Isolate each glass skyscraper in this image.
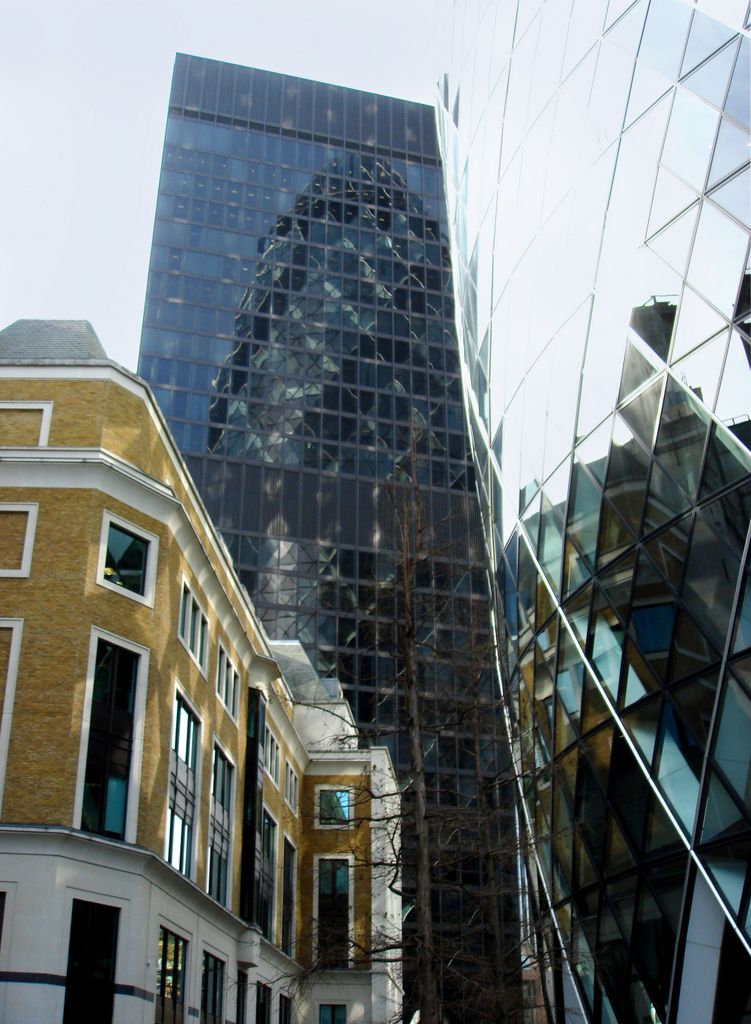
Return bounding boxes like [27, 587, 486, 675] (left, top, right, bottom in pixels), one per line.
[139, 54, 507, 1018]
[438, 1, 751, 1022]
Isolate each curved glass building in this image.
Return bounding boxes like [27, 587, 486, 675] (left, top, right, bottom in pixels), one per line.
[438, 1, 751, 1021]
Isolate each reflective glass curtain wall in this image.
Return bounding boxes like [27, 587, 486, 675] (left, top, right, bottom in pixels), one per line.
[438, 1, 751, 1022]
[139, 55, 506, 1016]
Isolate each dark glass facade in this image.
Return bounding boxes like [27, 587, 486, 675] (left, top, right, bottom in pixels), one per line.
[438, 2, 751, 1022]
[140, 55, 507, 1016]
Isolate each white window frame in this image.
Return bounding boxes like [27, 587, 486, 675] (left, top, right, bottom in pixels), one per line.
[312, 853, 355, 968]
[284, 761, 299, 812]
[0, 401, 53, 445]
[96, 511, 159, 606]
[0, 503, 38, 578]
[215, 642, 239, 720]
[178, 578, 209, 675]
[264, 725, 280, 787]
[165, 681, 202, 880]
[0, 619, 24, 813]
[206, 735, 235, 907]
[315, 785, 353, 829]
[73, 626, 150, 844]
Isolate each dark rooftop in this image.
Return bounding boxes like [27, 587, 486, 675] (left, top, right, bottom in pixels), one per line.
[0, 320, 107, 361]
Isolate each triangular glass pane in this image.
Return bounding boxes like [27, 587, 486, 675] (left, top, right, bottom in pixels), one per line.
[671, 285, 728, 362]
[681, 10, 737, 76]
[682, 510, 743, 651]
[619, 340, 659, 402]
[703, 838, 751, 912]
[644, 456, 691, 533]
[630, 554, 676, 680]
[597, 497, 636, 568]
[575, 417, 613, 485]
[648, 166, 699, 236]
[567, 461, 602, 565]
[605, 0, 647, 47]
[653, 377, 710, 501]
[701, 421, 751, 499]
[682, 40, 737, 108]
[733, 577, 751, 654]
[669, 607, 720, 683]
[581, 675, 612, 732]
[625, 62, 673, 127]
[563, 536, 592, 597]
[647, 202, 699, 275]
[713, 331, 750, 439]
[638, 0, 691, 79]
[644, 517, 690, 589]
[606, 423, 650, 533]
[708, 116, 750, 187]
[619, 376, 664, 448]
[688, 201, 750, 319]
[599, 551, 637, 626]
[661, 89, 719, 189]
[670, 673, 718, 749]
[709, 166, 751, 227]
[725, 36, 750, 129]
[622, 636, 661, 705]
[673, 332, 727, 411]
[701, 770, 747, 842]
[622, 695, 661, 763]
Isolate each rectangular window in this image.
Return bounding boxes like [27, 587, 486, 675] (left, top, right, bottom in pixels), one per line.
[201, 952, 224, 1024]
[319, 1006, 346, 1024]
[281, 838, 296, 957]
[257, 809, 277, 940]
[208, 745, 233, 905]
[63, 899, 119, 1024]
[317, 859, 350, 968]
[284, 762, 298, 810]
[166, 693, 199, 877]
[179, 581, 208, 672]
[264, 726, 280, 785]
[98, 513, 158, 604]
[256, 983, 271, 1024]
[279, 994, 292, 1024]
[155, 925, 187, 1024]
[236, 971, 248, 1024]
[216, 644, 239, 718]
[0, 503, 37, 578]
[82, 639, 139, 839]
[318, 788, 351, 827]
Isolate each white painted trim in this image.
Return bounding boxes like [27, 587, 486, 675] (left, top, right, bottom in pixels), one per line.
[96, 510, 160, 607]
[206, 734, 236, 908]
[314, 785, 354, 830]
[0, 620, 24, 813]
[215, 640, 240, 723]
[73, 627, 150, 844]
[0, 401, 53, 445]
[312, 853, 355, 968]
[165, 680, 204, 882]
[0, 503, 38, 577]
[178, 576, 210, 677]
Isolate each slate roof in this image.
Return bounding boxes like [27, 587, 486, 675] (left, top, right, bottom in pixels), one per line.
[0, 320, 107, 361]
[269, 641, 342, 702]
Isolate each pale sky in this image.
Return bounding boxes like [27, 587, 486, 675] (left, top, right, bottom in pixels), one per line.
[0, 0, 440, 370]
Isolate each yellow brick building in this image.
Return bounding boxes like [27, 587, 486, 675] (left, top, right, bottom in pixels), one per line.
[0, 321, 401, 1024]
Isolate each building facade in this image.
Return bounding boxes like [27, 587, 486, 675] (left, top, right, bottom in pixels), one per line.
[138, 58, 509, 1018]
[0, 320, 401, 1024]
[437, 1, 751, 1022]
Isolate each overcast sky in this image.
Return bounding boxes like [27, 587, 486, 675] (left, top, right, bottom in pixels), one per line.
[0, 0, 440, 369]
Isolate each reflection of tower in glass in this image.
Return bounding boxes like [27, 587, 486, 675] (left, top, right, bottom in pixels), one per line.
[208, 153, 447, 485]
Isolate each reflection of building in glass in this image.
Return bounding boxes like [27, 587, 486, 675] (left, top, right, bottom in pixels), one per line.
[438, 2, 751, 1022]
[139, 56, 507, 1017]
